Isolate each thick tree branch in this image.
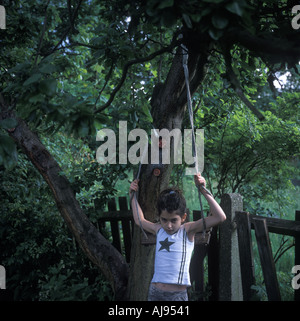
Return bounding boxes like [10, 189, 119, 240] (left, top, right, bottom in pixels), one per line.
[95, 38, 181, 114]
[48, 0, 83, 55]
[94, 62, 114, 107]
[223, 47, 265, 121]
[229, 29, 300, 63]
[177, 46, 210, 110]
[34, 0, 50, 66]
[0, 100, 129, 300]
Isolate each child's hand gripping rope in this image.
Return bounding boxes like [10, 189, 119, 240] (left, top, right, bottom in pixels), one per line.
[194, 173, 212, 196]
[129, 179, 149, 239]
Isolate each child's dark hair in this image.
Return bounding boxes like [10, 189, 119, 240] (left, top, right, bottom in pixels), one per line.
[156, 188, 186, 217]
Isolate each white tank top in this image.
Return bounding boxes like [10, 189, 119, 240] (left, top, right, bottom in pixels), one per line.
[151, 225, 194, 286]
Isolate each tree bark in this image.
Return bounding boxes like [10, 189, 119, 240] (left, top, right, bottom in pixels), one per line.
[5, 116, 129, 300]
[127, 45, 209, 300]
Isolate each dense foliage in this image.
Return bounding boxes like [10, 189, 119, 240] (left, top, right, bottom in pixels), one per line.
[0, 136, 114, 300]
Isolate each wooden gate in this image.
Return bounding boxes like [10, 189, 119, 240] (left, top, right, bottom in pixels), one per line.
[235, 210, 300, 301]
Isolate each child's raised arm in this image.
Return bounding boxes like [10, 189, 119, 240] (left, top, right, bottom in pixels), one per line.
[185, 173, 226, 239]
[129, 180, 160, 235]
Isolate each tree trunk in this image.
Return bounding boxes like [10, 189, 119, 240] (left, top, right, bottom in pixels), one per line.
[5, 116, 129, 300]
[127, 45, 209, 300]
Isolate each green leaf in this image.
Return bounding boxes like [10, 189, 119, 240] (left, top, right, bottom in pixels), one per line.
[141, 104, 153, 123]
[39, 63, 57, 74]
[0, 118, 18, 129]
[0, 134, 18, 168]
[157, 0, 174, 9]
[212, 14, 229, 29]
[78, 120, 90, 137]
[182, 13, 192, 28]
[225, 2, 244, 16]
[0, 134, 15, 154]
[28, 93, 45, 103]
[190, 8, 212, 23]
[146, 8, 157, 17]
[39, 79, 57, 96]
[23, 73, 42, 86]
[160, 11, 177, 27]
[208, 28, 223, 40]
[9, 62, 32, 73]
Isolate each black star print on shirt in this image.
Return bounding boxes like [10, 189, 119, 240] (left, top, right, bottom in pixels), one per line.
[158, 237, 175, 252]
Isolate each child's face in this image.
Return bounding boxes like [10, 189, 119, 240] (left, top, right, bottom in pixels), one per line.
[159, 210, 187, 235]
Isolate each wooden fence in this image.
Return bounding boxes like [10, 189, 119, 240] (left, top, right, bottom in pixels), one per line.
[98, 197, 133, 263]
[96, 194, 300, 301]
[218, 193, 300, 301]
[235, 211, 300, 301]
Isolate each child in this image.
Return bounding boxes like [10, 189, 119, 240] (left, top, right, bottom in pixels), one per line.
[129, 173, 226, 301]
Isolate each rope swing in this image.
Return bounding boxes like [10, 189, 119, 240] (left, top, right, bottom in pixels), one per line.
[181, 43, 212, 245]
[131, 44, 213, 245]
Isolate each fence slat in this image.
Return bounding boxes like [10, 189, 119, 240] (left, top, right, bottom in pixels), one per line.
[236, 212, 256, 301]
[249, 214, 300, 237]
[253, 218, 281, 301]
[119, 197, 132, 263]
[190, 210, 206, 300]
[108, 199, 122, 252]
[207, 226, 219, 301]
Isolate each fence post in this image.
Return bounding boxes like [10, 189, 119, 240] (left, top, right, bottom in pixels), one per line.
[236, 211, 256, 300]
[219, 193, 243, 301]
[253, 218, 281, 301]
